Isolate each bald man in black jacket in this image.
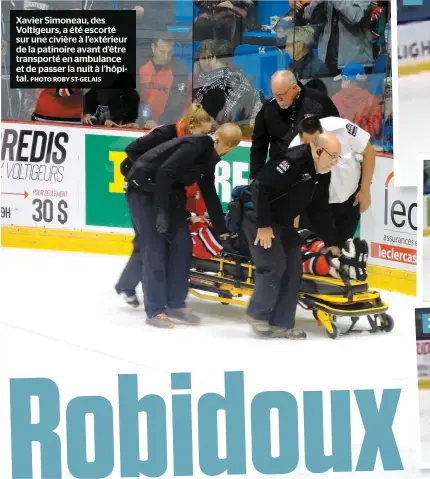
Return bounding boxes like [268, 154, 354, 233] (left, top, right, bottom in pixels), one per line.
[243, 133, 341, 339]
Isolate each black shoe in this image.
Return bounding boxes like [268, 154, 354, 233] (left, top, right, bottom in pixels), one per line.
[115, 286, 140, 308]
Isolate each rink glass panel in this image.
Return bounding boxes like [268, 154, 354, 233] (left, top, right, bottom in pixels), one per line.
[1, 0, 392, 149]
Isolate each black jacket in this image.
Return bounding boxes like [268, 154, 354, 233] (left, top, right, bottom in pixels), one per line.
[287, 52, 331, 82]
[127, 134, 228, 236]
[84, 88, 140, 125]
[121, 124, 178, 176]
[250, 144, 318, 231]
[250, 82, 339, 180]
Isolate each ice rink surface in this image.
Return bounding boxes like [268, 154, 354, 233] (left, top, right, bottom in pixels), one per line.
[1, 246, 430, 477]
[398, 72, 430, 186]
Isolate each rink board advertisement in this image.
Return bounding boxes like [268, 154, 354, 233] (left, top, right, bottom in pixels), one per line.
[425, 195, 430, 235]
[84, 133, 251, 228]
[360, 157, 417, 273]
[398, 20, 430, 70]
[1, 124, 85, 229]
[1, 122, 415, 286]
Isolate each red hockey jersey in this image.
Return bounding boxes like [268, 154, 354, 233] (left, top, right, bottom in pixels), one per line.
[33, 88, 83, 123]
[301, 239, 331, 276]
[190, 222, 223, 259]
[186, 183, 208, 217]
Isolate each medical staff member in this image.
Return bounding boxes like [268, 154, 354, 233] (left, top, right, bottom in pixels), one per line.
[243, 133, 341, 339]
[125, 123, 242, 328]
[115, 103, 213, 307]
[289, 116, 375, 249]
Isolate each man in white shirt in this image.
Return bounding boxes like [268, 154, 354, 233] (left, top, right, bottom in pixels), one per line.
[289, 116, 375, 249]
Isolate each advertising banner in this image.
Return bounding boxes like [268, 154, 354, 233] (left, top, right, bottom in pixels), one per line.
[425, 195, 430, 232]
[398, 0, 430, 24]
[2, 123, 414, 276]
[398, 20, 430, 68]
[1, 123, 85, 229]
[361, 157, 417, 272]
[84, 132, 251, 228]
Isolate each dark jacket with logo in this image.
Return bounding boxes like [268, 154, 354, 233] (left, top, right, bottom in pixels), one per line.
[250, 144, 318, 244]
[287, 52, 331, 82]
[127, 134, 228, 235]
[250, 81, 339, 180]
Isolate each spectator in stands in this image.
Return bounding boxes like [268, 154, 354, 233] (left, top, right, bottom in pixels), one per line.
[424, 163, 430, 195]
[189, 39, 262, 125]
[2, 0, 112, 121]
[32, 87, 83, 124]
[119, 0, 176, 67]
[297, 0, 374, 75]
[285, 26, 330, 81]
[332, 62, 382, 140]
[370, 1, 387, 59]
[271, 14, 294, 47]
[83, 74, 140, 128]
[139, 32, 189, 129]
[193, 0, 254, 50]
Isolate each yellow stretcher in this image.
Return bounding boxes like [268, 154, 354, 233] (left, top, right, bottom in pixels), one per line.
[188, 255, 394, 340]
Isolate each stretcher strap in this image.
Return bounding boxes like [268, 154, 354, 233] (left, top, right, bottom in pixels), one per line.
[234, 256, 242, 287]
[339, 271, 353, 302]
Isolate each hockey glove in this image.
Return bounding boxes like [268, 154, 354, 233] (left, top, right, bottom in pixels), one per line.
[156, 209, 169, 234]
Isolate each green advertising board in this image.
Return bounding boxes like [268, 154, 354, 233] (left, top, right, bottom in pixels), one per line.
[84, 133, 360, 237]
[85, 134, 251, 228]
[428, 196, 430, 226]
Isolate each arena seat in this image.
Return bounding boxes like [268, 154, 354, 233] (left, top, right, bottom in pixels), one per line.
[173, 42, 183, 60]
[283, 50, 293, 68]
[174, 0, 194, 23]
[233, 45, 282, 98]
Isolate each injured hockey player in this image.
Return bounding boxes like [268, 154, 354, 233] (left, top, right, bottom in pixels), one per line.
[190, 221, 368, 282]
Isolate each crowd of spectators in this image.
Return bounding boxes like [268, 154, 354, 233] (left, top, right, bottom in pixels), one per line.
[1, 0, 393, 148]
[425, 163, 430, 196]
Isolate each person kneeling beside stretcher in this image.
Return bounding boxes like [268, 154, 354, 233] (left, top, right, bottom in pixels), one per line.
[190, 221, 368, 282]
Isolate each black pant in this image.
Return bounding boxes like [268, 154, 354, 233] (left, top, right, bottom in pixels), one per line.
[301, 174, 360, 248]
[329, 192, 361, 247]
[300, 173, 339, 247]
[242, 212, 303, 329]
[124, 188, 192, 317]
[116, 213, 142, 295]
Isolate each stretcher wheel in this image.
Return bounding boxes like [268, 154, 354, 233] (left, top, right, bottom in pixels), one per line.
[313, 310, 339, 339]
[312, 310, 337, 323]
[378, 313, 394, 332]
[219, 293, 231, 305]
[326, 322, 340, 339]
